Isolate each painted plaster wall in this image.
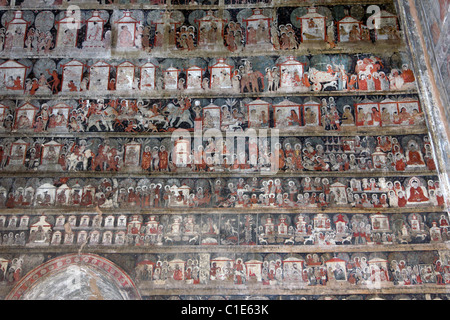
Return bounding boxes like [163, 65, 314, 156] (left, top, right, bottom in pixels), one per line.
[0, 0, 448, 300]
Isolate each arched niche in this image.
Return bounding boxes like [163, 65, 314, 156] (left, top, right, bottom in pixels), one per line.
[6, 253, 141, 300]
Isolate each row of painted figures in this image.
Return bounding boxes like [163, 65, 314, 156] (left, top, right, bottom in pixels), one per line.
[3, 0, 362, 7]
[1, 0, 278, 6]
[0, 55, 416, 94]
[0, 211, 449, 247]
[0, 0, 318, 7]
[1, 250, 449, 289]
[0, 134, 436, 173]
[0, 7, 400, 56]
[0, 251, 450, 289]
[0, 176, 443, 209]
[0, 0, 223, 6]
[2, 96, 425, 134]
[132, 251, 450, 287]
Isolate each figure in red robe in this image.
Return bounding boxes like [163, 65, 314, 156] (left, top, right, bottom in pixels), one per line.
[158, 146, 168, 171]
[426, 155, 436, 170]
[406, 149, 425, 166]
[397, 192, 407, 207]
[358, 74, 368, 91]
[141, 147, 152, 171]
[173, 265, 184, 281]
[347, 75, 357, 91]
[407, 180, 429, 202]
[437, 192, 445, 206]
[395, 156, 406, 171]
[225, 29, 237, 52]
[277, 147, 285, 170]
[81, 189, 94, 206]
[5, 193, 15, 208]
[401, 65, 415, 83]
[373, 74, 381, 90]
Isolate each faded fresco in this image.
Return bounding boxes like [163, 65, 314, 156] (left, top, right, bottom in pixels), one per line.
[0, 0, 447, 301]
